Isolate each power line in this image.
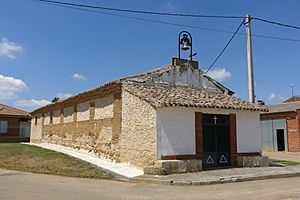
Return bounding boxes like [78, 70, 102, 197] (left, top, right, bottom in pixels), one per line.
[36, 0, 245, 19]
[253, 17, 300, 30]
[206, 19, 245, 74]
[251, 33, 300, 43]
[33, 0, 300, 44]
[35, 0, 300, 31]
[38, 2, 241, 32]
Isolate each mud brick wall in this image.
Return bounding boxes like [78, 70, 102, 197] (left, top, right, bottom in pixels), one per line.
[31, 84, 122, 162]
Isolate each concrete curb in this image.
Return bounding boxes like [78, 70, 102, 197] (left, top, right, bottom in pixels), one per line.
[131, 172, 300, 186]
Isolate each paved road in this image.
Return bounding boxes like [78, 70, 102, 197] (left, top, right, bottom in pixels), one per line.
[1, 169, 300, 200]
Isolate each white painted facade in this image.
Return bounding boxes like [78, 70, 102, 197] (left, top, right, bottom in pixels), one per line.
[236, 111, 262, 153]
[157, 109, 196, 157]
[157, 107, 262, 157]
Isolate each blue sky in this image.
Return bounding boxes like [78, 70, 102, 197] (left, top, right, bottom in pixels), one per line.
[1, 0, 300, 111]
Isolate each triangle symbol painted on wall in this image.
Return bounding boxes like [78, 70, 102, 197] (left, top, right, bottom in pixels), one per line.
[219, 155, 228, 163]
[206, 155, 214, 164]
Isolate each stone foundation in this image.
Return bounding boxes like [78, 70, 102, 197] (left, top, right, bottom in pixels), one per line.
[144, 159, 202, 175]
[237, 156, 269, 167]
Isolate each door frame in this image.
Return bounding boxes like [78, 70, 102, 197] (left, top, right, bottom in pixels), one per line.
[202, 114, 230, 169]
[195, 112, 237, 168]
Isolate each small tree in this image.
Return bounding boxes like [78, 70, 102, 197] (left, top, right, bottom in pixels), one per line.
[51, 97, 59, 103]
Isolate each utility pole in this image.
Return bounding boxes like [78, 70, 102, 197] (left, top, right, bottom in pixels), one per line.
[246, 14, 255, 103]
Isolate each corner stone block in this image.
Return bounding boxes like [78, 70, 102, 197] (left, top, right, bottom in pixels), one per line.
[143, 159, 202, 175]
[237, 156, 269, 167]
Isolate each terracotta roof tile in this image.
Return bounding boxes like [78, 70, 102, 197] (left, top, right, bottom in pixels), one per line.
[0, 104, 30, 117]
[124, 84, 268, 111]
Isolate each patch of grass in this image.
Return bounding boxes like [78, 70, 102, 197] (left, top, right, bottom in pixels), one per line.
[0, 143, 112, 179]
[270, 159, 299, 166]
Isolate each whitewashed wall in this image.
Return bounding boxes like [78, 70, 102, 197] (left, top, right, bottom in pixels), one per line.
[236, 111, 261, 153]
[157, 108, 196, 157]
[157, 107, 262, 158]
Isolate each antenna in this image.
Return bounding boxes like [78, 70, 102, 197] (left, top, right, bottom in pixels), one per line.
[290, 83, 294, 97]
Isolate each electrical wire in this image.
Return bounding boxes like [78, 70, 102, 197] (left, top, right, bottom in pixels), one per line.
[253, 17, 300, 30]
[205, 19, 245, 74]
[33, 1, 300, 44]
[35, 0, 300, 31]
[35, 0, 245, 19]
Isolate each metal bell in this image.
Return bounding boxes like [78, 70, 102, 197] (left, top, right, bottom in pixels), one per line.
[181, 34, 190, 51]
[181, 40, 190, 50]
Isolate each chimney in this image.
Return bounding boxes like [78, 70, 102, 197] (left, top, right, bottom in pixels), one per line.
[172, 58, 198, 69]
[257, 100, 265, 105]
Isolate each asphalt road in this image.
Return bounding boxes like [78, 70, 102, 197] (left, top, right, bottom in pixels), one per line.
[1, 169, 300, 200]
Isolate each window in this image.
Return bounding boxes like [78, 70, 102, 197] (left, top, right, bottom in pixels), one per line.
[35, 117, 37, 125]
[0, 121, 8, 134]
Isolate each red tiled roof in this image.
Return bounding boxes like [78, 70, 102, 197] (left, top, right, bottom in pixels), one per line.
[124, 84, 268, 111]
[0, 104, 30, 117]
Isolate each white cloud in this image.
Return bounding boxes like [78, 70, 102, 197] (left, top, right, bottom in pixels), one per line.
[207, 68, 231, 82]
[72, 73, 87, 81]
[0, 74, 28, 100]
[269, 92, 276, 100]
[0, 37, 24, 59]
[14, 99, 51, 108]
[57, 92, 72, 99]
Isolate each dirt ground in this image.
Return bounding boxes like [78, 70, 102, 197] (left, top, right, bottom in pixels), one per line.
[1, 168, 300, 200]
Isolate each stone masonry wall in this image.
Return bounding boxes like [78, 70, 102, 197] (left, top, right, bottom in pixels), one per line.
[31, 87, 122, 162]
[120, 89, 157, 168]
[30, 114, 43, 143]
